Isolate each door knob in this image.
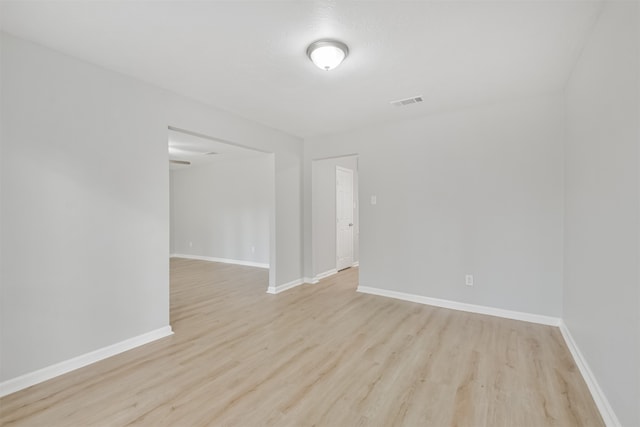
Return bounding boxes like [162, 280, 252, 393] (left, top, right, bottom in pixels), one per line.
[349, 223, 354, 227]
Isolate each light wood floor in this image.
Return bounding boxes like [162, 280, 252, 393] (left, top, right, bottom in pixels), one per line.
[1, 258, 603, 426]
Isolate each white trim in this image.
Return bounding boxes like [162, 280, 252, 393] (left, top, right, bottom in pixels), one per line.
[171, 253, 269, 269]
[558, 321, 621, 427]
[0, 326, 173, 398]
[316, 268, 338, 281]
[352, 261, 359, 267]
[356, 286, 561, 326]
[302, 269, 339, 285]
[266, 278, 304, 294]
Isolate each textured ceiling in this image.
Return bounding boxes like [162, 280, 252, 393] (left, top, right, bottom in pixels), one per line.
[0, 1, 602, 138]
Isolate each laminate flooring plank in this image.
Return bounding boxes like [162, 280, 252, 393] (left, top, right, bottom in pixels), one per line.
[0, 258, 604, 426]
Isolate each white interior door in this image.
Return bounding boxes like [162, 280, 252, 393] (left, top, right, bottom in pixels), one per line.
[336, 166, 354, 271]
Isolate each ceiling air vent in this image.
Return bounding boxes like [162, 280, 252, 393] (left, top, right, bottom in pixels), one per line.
[390, 96, 424, 107]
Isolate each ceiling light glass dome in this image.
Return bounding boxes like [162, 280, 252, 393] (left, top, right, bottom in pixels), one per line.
[306, 40, 349, 71]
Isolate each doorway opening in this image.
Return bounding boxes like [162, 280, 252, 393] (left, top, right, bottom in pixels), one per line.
[168, 126, 276, 292]
[311, 155, 359, 281]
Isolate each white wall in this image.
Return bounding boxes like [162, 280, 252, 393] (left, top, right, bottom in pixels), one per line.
[312, 156, 359, 276]
[305, 96, 564, 317]
[0, 33, 303, 382]
[170, 155, 272, 266]
[564, 2, 639, 425]
[1, 33, 169, 382]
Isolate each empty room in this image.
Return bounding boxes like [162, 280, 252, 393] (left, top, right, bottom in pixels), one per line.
[0, 1, 638, 426]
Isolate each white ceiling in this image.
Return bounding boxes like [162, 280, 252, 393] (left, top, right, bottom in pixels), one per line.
[0, 1, 602, 138]
[168, 128, 267, 170]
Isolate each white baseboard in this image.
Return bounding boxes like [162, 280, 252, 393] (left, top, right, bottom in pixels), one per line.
[171, 253, 269, 269]
[266, 278, 304, 294]
[302, 269, 339, 285]
[0, 326, 173, 398]
[356, 286, 561, 326]
[269, 266, 354, 292]
[559, 321, 620, 427]
[352, 261, 359, 267]
[316, 268, 338, 281]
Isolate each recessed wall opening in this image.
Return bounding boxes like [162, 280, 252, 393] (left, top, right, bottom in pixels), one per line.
[311, 154, 360, 280]
[168, 126, 276, 292]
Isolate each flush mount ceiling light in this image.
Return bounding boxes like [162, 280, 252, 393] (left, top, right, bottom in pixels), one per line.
[306, 39, 349, 71]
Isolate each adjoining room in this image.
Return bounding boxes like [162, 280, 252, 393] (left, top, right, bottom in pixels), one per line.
[168, 127, 275, 291]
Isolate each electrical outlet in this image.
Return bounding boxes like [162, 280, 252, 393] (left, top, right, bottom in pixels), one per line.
[251, 246, 255, 253]
[189, 241, 193, 248]
[465, 274, 473, 286]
